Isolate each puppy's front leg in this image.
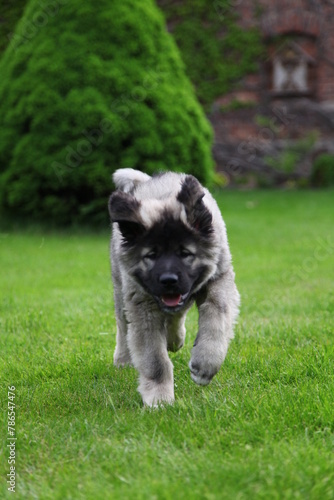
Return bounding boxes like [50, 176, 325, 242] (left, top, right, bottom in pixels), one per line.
[127, 308, 174, 406]
[189, 269, 240, 386]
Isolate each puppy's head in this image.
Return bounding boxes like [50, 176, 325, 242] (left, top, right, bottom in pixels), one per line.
[108, 176, 214, 312]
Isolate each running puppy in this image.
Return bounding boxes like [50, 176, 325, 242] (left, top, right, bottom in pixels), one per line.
[108, 168, 240, 406]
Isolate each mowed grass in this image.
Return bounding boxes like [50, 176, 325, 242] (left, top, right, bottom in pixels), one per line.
[1, 190, 333, 499]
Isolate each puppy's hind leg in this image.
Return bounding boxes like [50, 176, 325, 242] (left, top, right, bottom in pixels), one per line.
[113, 280, 132, 367]
[166, 312, 187, 352]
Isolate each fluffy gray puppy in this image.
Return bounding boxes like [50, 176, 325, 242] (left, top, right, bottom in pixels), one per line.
[108, 168, 240, 406]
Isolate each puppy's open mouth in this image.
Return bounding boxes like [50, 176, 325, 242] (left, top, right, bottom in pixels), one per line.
[160, 293, 188, 309]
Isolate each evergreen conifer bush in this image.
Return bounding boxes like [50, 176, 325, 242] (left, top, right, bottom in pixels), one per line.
[0, 0, 213, 224]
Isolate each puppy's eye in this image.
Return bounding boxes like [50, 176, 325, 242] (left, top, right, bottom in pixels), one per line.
[179, 248, 194, 258]
[144, 250, 157, 260]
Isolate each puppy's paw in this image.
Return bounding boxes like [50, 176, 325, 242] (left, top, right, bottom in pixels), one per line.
[189, 342, 226, 386]
[113, 350, 133, 367]
[167, 339, 184, 353]
[143, 392, 174, 408]
[139, 377, 174, 407]
[189, 359, 214, 386]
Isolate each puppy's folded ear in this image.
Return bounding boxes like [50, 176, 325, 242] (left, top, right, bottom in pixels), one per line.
[108, 191, 145, 244]
[177, 175, 213, 236]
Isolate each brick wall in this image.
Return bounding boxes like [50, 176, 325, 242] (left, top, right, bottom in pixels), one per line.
[211, 1, 334, 185]
[231, 0, 334, 103]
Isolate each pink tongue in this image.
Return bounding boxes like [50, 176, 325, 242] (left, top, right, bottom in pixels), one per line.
[162, 295, 182, 307]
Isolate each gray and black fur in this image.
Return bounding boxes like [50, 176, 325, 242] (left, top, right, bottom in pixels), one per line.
[108, 168, 240, 406]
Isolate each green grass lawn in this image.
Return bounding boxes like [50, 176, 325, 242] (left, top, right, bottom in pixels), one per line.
[1, 190, 333, 499]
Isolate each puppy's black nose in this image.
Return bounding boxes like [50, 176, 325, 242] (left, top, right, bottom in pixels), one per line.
[159, 273, 179, 285]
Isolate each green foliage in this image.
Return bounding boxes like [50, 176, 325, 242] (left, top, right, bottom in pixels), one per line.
[0, 0, 213, 225]
[220, 98, 257, 113]
[158, 0, 263, 107]
[211, 170, 228, 188]
[264, 133, 318, 174]
[0, 0, 27, 53]
[265, 150, 300, 174]
[311, 153, 334, 187]
[255, 114, 279, 131]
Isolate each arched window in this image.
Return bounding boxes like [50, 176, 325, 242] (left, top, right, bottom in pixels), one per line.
[269, 41, 316, 97]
